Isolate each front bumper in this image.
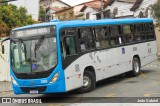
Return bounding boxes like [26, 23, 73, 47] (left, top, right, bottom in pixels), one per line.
[12, 79, 66, 94]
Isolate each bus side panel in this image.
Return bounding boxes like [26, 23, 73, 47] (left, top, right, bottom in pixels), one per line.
[109, 47, 132, 75]
[64, 40, 158, 92]
[96, 47, 132, 81]
[124, 41, 158, 68]
[64, 54, 96, 91]
[139, 41, 158, 67]
[64, 48, 132, 91]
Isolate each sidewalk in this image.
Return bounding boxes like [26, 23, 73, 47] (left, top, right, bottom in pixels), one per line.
[0, 81, 12, 93]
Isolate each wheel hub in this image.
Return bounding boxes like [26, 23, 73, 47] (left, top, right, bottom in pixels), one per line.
[134, 61, 139, 73]
[83, 76, 91, 88]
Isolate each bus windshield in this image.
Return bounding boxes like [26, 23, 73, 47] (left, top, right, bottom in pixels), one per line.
[10, 36, 57, 73]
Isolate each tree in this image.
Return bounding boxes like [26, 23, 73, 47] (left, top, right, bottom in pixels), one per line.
[39, 5, 45, 22]
[0, 4, 36, 37]
[0, 21, 9, 37]
[151, 0, 160, 24]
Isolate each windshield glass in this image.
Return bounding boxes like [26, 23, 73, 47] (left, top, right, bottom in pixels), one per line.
[11, 36, 57, 73]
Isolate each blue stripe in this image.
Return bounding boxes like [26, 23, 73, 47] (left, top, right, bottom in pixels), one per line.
[13, 18, 153, 31]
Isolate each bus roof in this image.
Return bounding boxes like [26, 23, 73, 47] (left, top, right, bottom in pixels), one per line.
[13, 18, 153, 31]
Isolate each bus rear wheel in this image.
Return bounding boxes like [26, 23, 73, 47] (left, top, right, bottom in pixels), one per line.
[78, 70, 95, 93]
[131, 57, 141, 77]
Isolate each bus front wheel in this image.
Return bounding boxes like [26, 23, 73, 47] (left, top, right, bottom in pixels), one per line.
[131, 57, 141, 77]
[78, 70, 95, 93]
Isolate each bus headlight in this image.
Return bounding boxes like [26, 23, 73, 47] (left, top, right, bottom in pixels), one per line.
[50, 72, 60, 83]
[11, 76, 18, 85]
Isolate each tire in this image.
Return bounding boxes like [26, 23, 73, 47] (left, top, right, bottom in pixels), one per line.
[78, 70, 95, 93]
[130, 57, 141, 77]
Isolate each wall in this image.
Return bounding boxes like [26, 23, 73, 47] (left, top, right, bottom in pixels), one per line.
[55, 8, 75, 21]
[83, 7, 97, 20]
[48, 1, 70, 20]
[134, 0, 157, 18]
[155, 27, 160, 54]
[0, 40, 10, 81]
[104, 1, 134, 18]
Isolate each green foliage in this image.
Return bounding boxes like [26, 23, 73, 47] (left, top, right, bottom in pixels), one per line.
[0, 21, 9, 37]
[0, 4, 36, 37]
[151, 0, 160, 22]
[0, 0, 7, 4]
[39, 5, 45, 22]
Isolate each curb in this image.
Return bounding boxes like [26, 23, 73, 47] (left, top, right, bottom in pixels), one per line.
[0, 81, 13, 93]
[0, 90, 13, 93]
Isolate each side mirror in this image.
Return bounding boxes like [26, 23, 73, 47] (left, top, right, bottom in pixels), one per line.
[2, 45, 4, 54]
[1, 37, 10, 54]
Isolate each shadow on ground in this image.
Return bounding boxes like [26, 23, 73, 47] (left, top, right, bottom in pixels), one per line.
[32, 69, 153, 103]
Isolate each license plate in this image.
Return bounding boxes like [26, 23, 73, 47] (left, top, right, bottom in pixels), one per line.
[30, 90, 38, 94]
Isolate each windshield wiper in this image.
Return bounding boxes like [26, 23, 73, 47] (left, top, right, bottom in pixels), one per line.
[34, 36, 45, 51]
[34, 36, 45, 58]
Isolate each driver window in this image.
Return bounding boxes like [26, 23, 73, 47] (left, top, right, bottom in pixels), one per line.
[12, 42, 26, 69]
[64, 36, 76, 55]
[61, 28, 77, 60]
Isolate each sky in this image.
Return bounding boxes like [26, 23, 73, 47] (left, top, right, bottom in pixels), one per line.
[10, 0, 40, 21]
[62, 0, 92, 6]
[9, 0, 93, 6]
[9, 0, 93, 21]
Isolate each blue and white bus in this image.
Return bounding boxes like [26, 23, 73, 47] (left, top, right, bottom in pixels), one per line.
[1, 18, 158, 94]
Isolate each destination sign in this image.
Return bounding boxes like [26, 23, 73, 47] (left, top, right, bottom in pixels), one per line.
[11, 27, 54, 38]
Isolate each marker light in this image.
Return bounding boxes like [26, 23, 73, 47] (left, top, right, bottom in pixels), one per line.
[11, 76, 18, 85]
[50, 72, 60, 83]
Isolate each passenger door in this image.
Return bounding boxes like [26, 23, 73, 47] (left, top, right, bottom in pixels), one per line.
[60, 28, 79, 70]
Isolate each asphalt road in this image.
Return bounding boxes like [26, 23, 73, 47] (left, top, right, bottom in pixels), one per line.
[0, 59, 160, 105]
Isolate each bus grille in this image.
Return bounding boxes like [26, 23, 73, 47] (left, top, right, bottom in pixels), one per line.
[20, 86, 47, 93]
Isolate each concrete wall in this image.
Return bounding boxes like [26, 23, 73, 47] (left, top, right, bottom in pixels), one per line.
[155, 27, 160, 54]
[55, 8, 75, 21]
[83, 7, 97, 20]
[0, 40, 10, 81]
[134, 0, 157, 18]
[104, 1, 134, 18]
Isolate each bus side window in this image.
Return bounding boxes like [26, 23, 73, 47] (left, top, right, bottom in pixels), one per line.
[60, 28, 77, 59]
[60, 39, 66, 59]
[110, 25, 122, 46]
[135, 24, 146, 42]
[79, 28, 95, 51]
[94, 27, 110, 49]
[145, 23, 155, 40]
[123, 25, 135, 44]
[64, 36, 77, 56]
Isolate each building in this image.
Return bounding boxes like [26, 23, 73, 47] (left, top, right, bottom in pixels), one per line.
[55, 7, 75, 21]
[102, 0, 136, 19]
[130, 0, 157, 18]
[44, 0, 158, 21]
[54, 0, 108, 21]
[10, 0, 40, 21]
[77, 0, 108, 20]
[40, 0, 71, 21]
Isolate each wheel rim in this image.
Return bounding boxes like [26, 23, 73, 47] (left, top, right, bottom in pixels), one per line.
[134, 60, 139, 73]
[83, 75, 91, 88]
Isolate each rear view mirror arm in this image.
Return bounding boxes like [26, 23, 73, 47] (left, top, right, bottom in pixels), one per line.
[1, 37, 10, 45]
[1, 37, 10, 54]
